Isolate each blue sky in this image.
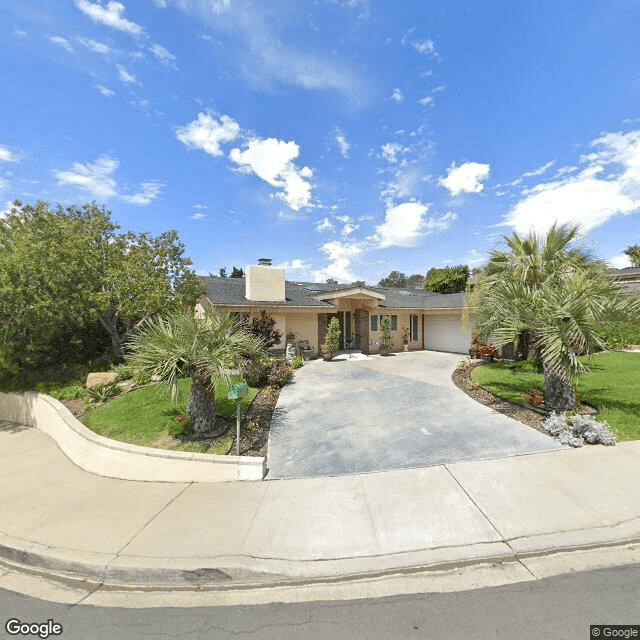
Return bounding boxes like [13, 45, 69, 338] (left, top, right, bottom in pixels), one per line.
[2, 0, 640, 283]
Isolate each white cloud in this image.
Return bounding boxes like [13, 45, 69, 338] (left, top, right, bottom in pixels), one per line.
[121, 181, 164, 205]
[439, 161, 490, 196]
[413, 39, 435, 55]
[522, 160, 555, 178]
[608, 253, 632, 269]
[176, 112, 240, 157]
[316, 217, 334, 232]
[149, 43, 176, 63]
[502, 129, 640, 235]
[371, 203, 456, 249]
[314, 240, 363, 282]
[75, 1, 145, 38]
[49, 36, 75, 54]
[334, 129, 350, 158]
[190, 212, 206, 220]
[96, 84, 115, 97]
[53, 155, 162, 205]
[193, 203, 208, 209]
[13, 28, 28, 38]
[419, 96, 434, 106]
[78, 37, 112, 55]
[342, 223, 358, 235]
[380, 142, 407, 164]
[230, 137, 314, 211]
[276, 259, 311, 273]
[0, 145, 18, 163]
[116, 64, 139, 85]
[391, 88, 404, 103]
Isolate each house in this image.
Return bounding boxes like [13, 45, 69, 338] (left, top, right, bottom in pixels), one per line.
[196, 258, 473, 356]
[609, 267, 640, 295]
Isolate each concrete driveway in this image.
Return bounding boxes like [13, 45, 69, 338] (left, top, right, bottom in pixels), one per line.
[266, 351, 562, 479]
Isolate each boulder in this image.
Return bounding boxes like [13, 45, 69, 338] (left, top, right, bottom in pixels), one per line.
[86, 372, 120, 389]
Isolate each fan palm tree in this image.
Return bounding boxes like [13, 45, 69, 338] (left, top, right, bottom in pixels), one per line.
[466, 223, 639, 411]
[127, 307, 265, 437]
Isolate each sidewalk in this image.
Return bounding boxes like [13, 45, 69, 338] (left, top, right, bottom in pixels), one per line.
[1, 421, 639, 588]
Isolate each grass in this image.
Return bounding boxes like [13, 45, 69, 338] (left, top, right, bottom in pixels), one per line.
[83, 377, 258, 453]
[471, 352, 640, 440]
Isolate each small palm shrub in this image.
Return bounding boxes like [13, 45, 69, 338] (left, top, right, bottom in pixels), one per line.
[86, 383, 119, 404]
[112, 363, 135, 380]
[133, 370, 152, 386]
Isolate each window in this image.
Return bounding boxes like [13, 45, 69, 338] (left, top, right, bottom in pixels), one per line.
[391, 315, 398, 331]
[410, 314, 419, 342]
[370, 315, 378, 332]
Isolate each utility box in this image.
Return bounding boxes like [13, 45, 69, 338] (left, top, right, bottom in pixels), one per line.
[228, 382, 248, 400]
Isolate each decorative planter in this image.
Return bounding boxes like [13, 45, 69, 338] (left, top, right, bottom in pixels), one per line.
[322, 351, 334, 361]
[379, 348, 390, 356]
[403, 344, 409, 352]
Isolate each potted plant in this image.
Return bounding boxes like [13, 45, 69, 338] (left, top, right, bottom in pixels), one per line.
[322, 317, 341, 361]
[379, 315, 394, 356]
[401, 327, 410, 352]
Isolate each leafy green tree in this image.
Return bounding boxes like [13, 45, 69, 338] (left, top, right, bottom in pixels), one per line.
[127, 308, 264, 437]
[424, 265, 469, 293]
[624, 245, 640, 267]
[378, 271, 407, 288]
[406, 274, 425, 288]
[218, 267, 228, 277]
[466, 223, 639, 411]
[322, 317, 341, 356]
[0, 200, 204, 365]
[230, 266, 245, 278]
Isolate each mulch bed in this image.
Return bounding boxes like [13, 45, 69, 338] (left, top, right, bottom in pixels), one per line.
[451, 361, 550, 435]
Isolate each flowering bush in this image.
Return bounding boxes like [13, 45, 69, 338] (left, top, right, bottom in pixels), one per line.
[543, 412, 616, 447]
[469, 333, 500, 360]
[524, 389, 544, 406]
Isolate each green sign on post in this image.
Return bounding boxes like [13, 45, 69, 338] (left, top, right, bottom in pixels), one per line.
[228, 382, 248, 456]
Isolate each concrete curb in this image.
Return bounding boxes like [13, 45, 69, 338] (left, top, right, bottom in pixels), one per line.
[2, 519, 640, 590]
[0, 392, 265, 482]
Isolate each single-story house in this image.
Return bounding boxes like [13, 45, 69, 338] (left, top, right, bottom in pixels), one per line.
[609, 267, 640, 295]
[196, 259, 474, 356]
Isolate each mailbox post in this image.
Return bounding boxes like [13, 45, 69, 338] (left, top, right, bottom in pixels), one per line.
[227, 382, 248, 456]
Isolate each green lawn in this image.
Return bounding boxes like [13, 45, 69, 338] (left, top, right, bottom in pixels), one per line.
[471, 352, 640, 440]
[83, 377, 258, 454]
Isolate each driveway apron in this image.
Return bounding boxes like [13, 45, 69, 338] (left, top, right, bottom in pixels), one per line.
[266, 351, 562, 479]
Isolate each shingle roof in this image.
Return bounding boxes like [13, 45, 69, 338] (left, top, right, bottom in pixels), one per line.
[202, 277, 335, 307]
[201, 277, 466, 310]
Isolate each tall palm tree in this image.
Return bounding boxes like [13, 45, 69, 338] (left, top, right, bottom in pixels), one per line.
[127, 307, 265, 437]
[467, 223, 639, 411]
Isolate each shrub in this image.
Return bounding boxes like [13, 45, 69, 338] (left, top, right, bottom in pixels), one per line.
[133, 370, 152, 386]
[524, 389, 544, 406]
[322, 317, 341, 354]
[596, 319, 640, 350]
[48, 384, 85, 401]
[543, 412, 616, 447]
[469, 333, 500, 360]
[86, 383, 119, 404]
[379, 315, 394, 352]
[291, 356, 304, 369]
[112, 363, 135, 380]
[268, 358, 294, 387]
[240, 310, 283, 349]
[243, 359, 271, 388]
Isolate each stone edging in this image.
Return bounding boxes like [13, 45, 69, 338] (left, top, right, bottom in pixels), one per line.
[0, 392, 265, 482]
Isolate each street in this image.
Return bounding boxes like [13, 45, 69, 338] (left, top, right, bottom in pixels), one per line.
[1, 564, 639, 640]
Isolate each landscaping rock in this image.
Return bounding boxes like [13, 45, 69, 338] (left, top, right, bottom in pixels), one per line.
[86, 372, 120, 389]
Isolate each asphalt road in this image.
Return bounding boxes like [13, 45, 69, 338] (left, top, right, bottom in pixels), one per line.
[1, 564, 639, 640]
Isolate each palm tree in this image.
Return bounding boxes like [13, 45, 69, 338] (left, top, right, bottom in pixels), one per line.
[466, 223, 639, 411]
[126, 307, 265, 437]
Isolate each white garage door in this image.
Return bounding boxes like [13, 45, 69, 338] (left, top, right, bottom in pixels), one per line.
[423, 314, 472, 354]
